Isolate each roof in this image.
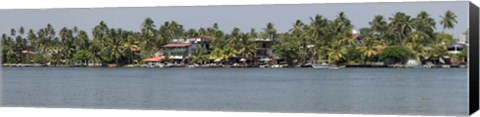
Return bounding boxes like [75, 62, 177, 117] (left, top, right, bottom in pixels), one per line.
[192, 35, 213, 39]
[143, 56, 165, 62]
[131, 47, 141, 51]
[254, 38, 272, 42]
[450, 43, 467, 48]
[21, 50, 36, 55]
[164, 43, 192, 47]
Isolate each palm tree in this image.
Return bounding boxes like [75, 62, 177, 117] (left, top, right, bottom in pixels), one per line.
[358, 36, 381, 63]
[210, 48, 226, 64]
[59, 27, 76, 65]
[440, 10, 457, 30]
[92, 21, 114, 65]
[308, 15, 330, 64]
[27, 29, 38, 51]
[332, 12, 353, 34]
[264, 22, 277, 40]
[122, 35, 140, 64]
[369, 15, 388, 43]
[368, 15, 387, 33]
[327, 42, 348, 65]
[412, 11, 436, 36]
[407, 32, 430, 61]
[388, 12, 413, 46]
[226, 27, 243, 51]
[159, 21, 184, 40]
[191, 48, 209, 65]
[10, 28, 16, 37]
[1, 33, 16, 63]
[238, 33, 257, 65]
[185, 28, 199, 37]
[289, 20, 309, 65]
[141, 17, 159, 54]
[75, 30, 90, 50]
[108, 28, 126, 66]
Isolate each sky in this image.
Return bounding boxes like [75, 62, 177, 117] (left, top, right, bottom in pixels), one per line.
[0, 1, 470, 38]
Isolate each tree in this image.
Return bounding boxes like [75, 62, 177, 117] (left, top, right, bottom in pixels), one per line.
[308, 15, 330, 63]
[451, 49, 467, 65]
[358, 36, 382, 63]
[59, 27, 76, 65]
[272, 34, 300, 66]
[210, 48, 226, 63]
[1, 33, 16, 63]
[407, 32, 429, 61]
[412, 11, 436, 37]
[290, 20, 308, 65]
[122, 35, 140, 64]
[440, 10, 457, 30]
[141, 17, 158, 52]
[73, 49, 93, 66]
[75, 30, 90, 50]
[327, 42, 348, 64]
[190, 48, 209, 65]
[379, 46, 413, 65]
[369, 15, 387, 35]
[92, 21, 113, 65]
[264, 22, 277, 40]
[388, 12, 413, 46]
[238, 33, 257, 64]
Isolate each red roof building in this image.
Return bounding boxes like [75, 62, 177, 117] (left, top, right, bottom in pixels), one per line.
[143, 56, 165, 62]
[21, 50, 36, 55]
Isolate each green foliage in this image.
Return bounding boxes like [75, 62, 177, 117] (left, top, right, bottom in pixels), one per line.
[31, 54, 45, 63]
[345, 47, 361, 64]
[73, 50, 92, 61]
[1, 11, 463, 67]
[379, 46, 413, 64]
[190, 48, 209, 65]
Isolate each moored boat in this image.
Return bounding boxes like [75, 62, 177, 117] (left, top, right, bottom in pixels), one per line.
[312, 63, 329, 69]
[328, 64, 346, 69]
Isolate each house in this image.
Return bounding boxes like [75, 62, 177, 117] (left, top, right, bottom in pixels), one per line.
[448, 43, 467, 54]
[21, 50, 36, 55]
[162, 36, 212, 64]
[143, 56, 165, 67]
[171, 36, 212, 50]
[254, 38, 275, 64]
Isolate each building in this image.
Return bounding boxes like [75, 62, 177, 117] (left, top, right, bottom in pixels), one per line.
[448, 43, 467, 54]
[143, 56, 165, 67]
[162, 36, 212, 64]
[254, 38, 274, 63]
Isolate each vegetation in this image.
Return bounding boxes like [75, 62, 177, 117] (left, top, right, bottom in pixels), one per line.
[379, 46, 413, 65]
[1, 10, 465, 67]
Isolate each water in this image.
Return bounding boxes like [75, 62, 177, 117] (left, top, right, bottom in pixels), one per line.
[1, 67, 469, 116]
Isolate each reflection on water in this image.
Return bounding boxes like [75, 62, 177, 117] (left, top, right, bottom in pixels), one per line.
[1, 67, 468, 116]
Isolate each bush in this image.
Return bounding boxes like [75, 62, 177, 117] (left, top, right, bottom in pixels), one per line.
[31, 54, 46, 64]
[73, 50, 92, 62]
[379, 46, 413, 65]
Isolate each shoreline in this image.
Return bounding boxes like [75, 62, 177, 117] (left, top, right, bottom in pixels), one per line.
[1, 63, 467, 68]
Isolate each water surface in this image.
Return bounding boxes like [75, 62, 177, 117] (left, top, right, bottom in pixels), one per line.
[1, 67, 469, 116]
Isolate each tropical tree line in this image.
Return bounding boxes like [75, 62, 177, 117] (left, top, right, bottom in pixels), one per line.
[1, 10, 466, 67]
[272, 10, 465, 66]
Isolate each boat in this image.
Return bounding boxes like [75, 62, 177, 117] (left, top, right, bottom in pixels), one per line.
[312, 63, 329, 69]
[328, 64, 346, 69]
[405, 59, 422, 68]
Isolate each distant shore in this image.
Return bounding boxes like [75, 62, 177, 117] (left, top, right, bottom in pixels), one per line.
[1, 63, 467, 68]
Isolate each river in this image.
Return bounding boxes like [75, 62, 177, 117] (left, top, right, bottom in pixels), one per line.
[1, 67, 469, 116]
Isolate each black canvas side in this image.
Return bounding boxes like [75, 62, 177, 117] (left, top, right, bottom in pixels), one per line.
[469, 1, 479, 115]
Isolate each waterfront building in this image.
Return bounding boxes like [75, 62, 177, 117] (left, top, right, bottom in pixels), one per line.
[253, 38, 277, 65]
[162, 36, 212, 64]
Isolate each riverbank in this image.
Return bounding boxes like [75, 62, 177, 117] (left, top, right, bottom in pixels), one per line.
[1, 63, 468, 68]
